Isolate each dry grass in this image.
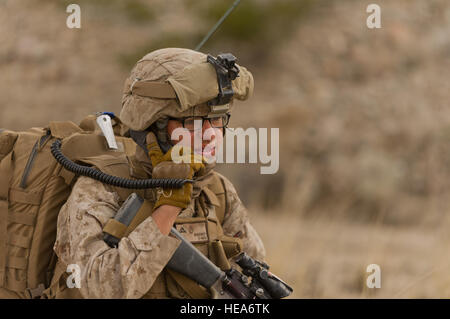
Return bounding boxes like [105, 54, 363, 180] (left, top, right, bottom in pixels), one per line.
[249, 209, 450, 298]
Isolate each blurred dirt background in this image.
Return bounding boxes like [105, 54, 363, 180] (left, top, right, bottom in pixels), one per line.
[1, 0, 450, 298]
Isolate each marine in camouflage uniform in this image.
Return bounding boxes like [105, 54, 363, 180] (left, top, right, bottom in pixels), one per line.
[50, 48, 265, 299]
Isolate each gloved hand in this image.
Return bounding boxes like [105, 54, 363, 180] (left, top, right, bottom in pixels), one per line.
[146, 132, 205, 210]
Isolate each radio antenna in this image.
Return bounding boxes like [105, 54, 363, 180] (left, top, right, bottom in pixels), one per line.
[195, 0, 242, 51]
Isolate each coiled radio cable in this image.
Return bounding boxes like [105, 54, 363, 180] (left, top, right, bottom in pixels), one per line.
[50, 139, 192, 189]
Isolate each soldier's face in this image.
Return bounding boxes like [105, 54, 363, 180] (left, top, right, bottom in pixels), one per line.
[167, 119, 223, 158]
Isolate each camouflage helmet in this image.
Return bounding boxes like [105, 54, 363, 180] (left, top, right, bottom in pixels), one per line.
[120, 48, 254, 132]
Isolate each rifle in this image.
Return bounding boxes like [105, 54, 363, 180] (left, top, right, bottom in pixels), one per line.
[104, 192, 293, 299]
[169, 227, 293, 299]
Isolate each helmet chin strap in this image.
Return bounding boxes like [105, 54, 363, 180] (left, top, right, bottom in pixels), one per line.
[129, 130, 149, 154]
[153, 118, 172, 154]
[130, 130, 172, 158]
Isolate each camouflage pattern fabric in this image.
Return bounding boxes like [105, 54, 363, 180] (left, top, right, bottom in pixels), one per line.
[54, 172, 265, 298]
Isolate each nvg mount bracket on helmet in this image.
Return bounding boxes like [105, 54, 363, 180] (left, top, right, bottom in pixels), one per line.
[207, 53, 240, 107]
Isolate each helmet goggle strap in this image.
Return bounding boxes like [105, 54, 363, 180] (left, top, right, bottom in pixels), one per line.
[153, 117, 172, 154]
[129, 118, 172, 155]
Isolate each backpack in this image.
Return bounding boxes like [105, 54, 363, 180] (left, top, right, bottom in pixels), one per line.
[0, 114, 232, 299]
[0, 115, 136, 298]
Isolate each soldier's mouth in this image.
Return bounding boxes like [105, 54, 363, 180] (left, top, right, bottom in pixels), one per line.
[193, 143, 216, 159]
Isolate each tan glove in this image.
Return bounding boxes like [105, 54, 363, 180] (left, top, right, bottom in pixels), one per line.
[146, 132, 205, 210]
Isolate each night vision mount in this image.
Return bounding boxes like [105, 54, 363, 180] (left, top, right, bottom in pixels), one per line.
[207, 53, 240, 107]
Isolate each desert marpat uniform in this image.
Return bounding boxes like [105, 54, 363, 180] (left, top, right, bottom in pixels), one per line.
[52, 148, 265, 299]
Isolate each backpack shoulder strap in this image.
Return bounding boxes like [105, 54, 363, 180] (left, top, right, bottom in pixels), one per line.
[48, 121, 83, 139]
[0, 130, 17, 200]
[0, 130, 18, 162]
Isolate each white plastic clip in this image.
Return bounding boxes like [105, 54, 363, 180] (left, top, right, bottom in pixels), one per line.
[96, 114, 118, 150]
